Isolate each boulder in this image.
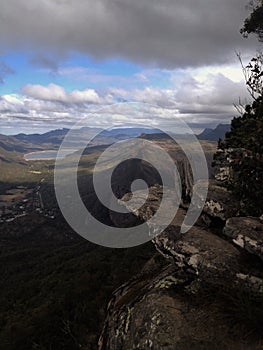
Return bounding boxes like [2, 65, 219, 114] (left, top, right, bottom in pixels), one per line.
[99, 186, 263, 350]
[99, 233, 263, 350]
[202, 182, 239, 223]
[224, 216, 263, 261]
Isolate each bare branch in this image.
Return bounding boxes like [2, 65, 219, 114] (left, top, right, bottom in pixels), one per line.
[236, 51, 263, 100]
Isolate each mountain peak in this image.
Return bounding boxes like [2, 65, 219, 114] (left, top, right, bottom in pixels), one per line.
[198, 123, 230, 141]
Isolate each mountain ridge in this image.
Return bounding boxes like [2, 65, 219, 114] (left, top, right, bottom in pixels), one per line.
[198, 123, 231, 141]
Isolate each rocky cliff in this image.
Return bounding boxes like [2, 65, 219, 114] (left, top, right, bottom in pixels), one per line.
[99, 181, 263, 350]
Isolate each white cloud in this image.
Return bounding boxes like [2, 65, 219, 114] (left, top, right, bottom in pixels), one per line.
[173, 71, 250, 114]
[0, 67, 252, 134]
[22, 84, 102, 104]
[109, 69, 250, 116]
[0, 94, 27, 113]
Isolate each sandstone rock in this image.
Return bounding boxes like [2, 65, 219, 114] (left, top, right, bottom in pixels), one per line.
[202, 182, 239, 222]
[224, 217, 263, 261]
[119, 185, 262, 291]
[99, 186, 263, 350]
[119, 185, 180, 226]
[98, 260, 192, 350]
[99, 244, 263, 350]
[153, 225, 241, 281]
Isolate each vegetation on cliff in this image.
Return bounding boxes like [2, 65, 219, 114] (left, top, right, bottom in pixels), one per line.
[214, 2, 263, 215]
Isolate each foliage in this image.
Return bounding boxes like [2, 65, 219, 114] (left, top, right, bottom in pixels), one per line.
[241, 0, 263, 41]
[237, 53, 263, 99]
[214, 80, 263, 215]
[214, 4, 263, 216]
[224, 96, 263, 152]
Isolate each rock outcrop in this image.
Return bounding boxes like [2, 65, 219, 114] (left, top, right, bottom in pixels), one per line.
[224, 216, 263, 261]
[202, 181, 239, 224]
[99, 184, 263, 350]
[99, 260, 263, 350]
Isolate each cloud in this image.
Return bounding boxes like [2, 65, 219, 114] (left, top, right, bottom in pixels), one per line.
[110, 86, 176, 107]
[0, 67, 250, 134]
[109, 69, 250, 115]
[0, 95, 27, 113]
[0, 62, 15, 84]
[0, 0, 258, 68]
[22, 83, 103, 104]
[174, 72, 250, 114]
[30, 55, 58, 72]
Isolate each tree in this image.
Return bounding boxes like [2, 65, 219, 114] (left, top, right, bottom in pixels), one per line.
[214, 2, 263, 216]
[241, 0, 263, 41]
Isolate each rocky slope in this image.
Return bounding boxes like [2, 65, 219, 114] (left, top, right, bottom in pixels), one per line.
[99, 182, 263, 350]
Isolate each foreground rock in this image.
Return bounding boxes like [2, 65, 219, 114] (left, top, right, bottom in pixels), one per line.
[224, 216, 263, 261]
[99, 259, 249, 350]
[119, 185, 263, 292]
[99, 186, 263, 350]
[202, 182, 239, 224]
[99, 233, 263, 349]
[98, 260, 192, 350]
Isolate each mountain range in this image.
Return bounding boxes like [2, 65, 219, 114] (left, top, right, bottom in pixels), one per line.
[197, 123, 231, 141]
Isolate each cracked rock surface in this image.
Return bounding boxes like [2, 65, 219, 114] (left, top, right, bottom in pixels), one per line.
[224, 216, 263, 261]
[99, 185, 263, 350]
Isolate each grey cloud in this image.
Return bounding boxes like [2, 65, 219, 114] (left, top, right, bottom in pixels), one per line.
[30, 55, 58, 72]
[0, 62, 15, 84]
[0, 0, 259, 68]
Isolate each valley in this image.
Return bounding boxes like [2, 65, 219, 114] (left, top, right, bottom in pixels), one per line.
[0, 2, 262, 348]
[0, 123, 262, 350]
[0, 127, 218, 349]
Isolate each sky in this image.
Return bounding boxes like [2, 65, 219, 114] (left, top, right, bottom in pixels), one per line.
[0, 0, 261, 135]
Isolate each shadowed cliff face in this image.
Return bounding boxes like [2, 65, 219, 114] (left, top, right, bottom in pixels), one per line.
[79, 139, 203, 229]
[99, 185, 263, 350]
[79, 139, 216, 230]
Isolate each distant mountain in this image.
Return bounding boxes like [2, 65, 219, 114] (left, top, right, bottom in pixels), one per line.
[198, 124, 231, 141]
[102, 127, 161, 139]
[198, 128, 213, 138]
[0, 137, 30, 181]
[6, 125, 227, 153]
[0, 134, 42, 153]
[139, 132, 171, 141]
[13, 127, 162, 147]
[14, 128, 71, 145]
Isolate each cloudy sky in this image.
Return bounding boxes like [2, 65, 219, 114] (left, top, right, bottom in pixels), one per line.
[0, 0, 261, 134]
